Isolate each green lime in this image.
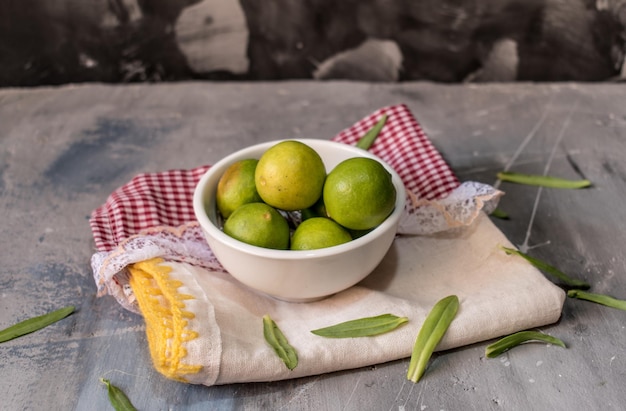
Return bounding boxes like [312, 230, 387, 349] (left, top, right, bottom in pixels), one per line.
[223, 202, 290, 249]
[290, 217, 352, 250]
[323, 157, 396, 230]
[216, 159, 263, 219]
[255, 141, 326, 211]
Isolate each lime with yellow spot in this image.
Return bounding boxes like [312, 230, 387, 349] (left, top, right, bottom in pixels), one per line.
[216, 159, 263, 219]
[290, 217, 352, 250]
[255, 140, 326, 211]
[223, 202, 290, 249]
[323, 157, 396, 230]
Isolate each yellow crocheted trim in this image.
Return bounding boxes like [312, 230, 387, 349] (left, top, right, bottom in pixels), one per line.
[128, 258, 202, 382]
[96, 221, 199, 291]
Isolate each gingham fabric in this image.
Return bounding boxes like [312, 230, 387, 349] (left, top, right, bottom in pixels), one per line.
[91, 167, 209, 251]
[90, 104, 459, 252]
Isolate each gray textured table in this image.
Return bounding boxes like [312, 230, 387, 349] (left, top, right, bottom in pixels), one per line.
[1, 82, 625, 410]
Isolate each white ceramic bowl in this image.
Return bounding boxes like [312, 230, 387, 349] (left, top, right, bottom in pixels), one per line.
[193, 139, 405, 302]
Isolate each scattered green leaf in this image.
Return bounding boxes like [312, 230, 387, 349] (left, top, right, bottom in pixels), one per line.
[497, 171, 591, 189]
[485, 331, 566, 358]
[311, 314, 409, 338]
[0, 305, 75, 343]
[567, 289, 626, 311]
[490, 208, 509, 219]
[263, 314, 298, 370]
[407, 295, 459, 383]
[500, 246, 590, 289]
[100, 378, 138, 411]
[356, 114, 388, 150]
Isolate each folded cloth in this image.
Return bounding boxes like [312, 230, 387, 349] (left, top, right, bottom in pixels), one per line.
[90, 104, 565, 385]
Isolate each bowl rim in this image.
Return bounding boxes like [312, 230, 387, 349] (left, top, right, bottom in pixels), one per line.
[193, 138, 406, 260]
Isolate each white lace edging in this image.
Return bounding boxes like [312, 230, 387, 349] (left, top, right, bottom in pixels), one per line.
[91, 222, 225, 313]
[399, 181, 503, 235]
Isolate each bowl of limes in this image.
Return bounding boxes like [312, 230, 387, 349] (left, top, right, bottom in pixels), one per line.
[193, 139, 405, 302]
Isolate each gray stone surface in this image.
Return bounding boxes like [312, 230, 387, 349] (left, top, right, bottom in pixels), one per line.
[1, 81, 625, 410]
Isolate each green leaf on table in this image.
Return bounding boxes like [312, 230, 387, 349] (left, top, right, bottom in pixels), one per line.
[500, 246, 590, 289]
[485, 331, 566, 358]
[567, 289, 626, 311]
[496, 171, 591, 189]
[311, 313, 408, 338]
[407, 295, 459, 383]
[100, 378, 138, 411]
[356, 114, 388, 150]
[0, 305, 75, 343]
[263, 314, 298, 370]
[490, 208, 509, 219]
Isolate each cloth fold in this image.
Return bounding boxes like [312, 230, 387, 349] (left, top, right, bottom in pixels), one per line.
[90, 104, 565, 385]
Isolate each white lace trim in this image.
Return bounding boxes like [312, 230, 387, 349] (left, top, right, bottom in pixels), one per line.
[399, 181, 503, 235]
[91, 222, 224, 312]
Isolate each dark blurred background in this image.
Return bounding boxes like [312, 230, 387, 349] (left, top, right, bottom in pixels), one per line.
[1, 0, 625, 87]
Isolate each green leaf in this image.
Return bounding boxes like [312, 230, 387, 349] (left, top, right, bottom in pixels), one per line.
[490, 208, 509, 219]
[0, 305, 75, 343]
[497, 171, 591, 189]
[500, 246, 590, 289]
[263, 314, 298, 370]
[100, 379, 138, 411]
[407, 295, 459, 383]
[485, 331, 566, 358]
[567, 289, 626, 311]
[311, 314, 408, 338]
[356, 114, 388, 150]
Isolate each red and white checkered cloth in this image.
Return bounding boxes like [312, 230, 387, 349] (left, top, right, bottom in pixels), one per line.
[90, 104, 460, 252]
